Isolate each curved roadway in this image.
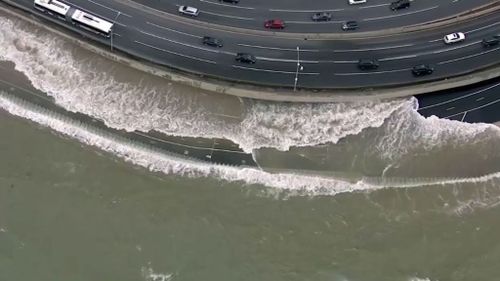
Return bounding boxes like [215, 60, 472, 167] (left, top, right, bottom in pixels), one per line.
[7, 0, 500, 90]
[132, 0, 496, 33]
[417, 76, 500, 123]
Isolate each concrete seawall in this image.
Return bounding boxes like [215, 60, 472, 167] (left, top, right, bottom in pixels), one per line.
[1, 0, 500, 103]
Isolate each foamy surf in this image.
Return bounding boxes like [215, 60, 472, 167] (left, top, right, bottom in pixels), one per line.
[1, 10, 500, 186]
[1, 92, 500, 196]
[0, 13, 406, 152]
[141, 266, 173, 281]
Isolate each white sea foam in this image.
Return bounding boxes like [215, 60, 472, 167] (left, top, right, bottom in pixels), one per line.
[141, 266, 173, 281]
[1, 92, 500, 196]
[0, 14, 405, 152]
[1, 12, 500, 185]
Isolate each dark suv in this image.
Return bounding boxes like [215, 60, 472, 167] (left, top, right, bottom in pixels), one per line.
[311, 12, 332, 22]
[219, 0, 239, 3]
[342, 21, 358, 31]
[358, 59, 379, 70]
[412, 64, 434, 76]
[202, 36, 223, 47]
[482, 36, 500, 47]
[235, 53, 257, 64]
[390, 0, 410, 11]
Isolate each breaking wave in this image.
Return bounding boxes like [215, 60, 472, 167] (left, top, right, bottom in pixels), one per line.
[1, 11, 500, 191]
[1, 92, 499, 196]
[0, 14, 405, 152]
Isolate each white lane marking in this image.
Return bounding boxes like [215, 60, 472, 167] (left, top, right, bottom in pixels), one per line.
[378, 54, 417, 61]
[146, 21, 202, 38]
[460, 111, 467, 122]
[332, 60, 358, 63]
[269, 8, 344, 12]
[238, 43, 319, 52]
[232, 65, 319, 75]
[333, 68, 410, 75]
[363, 6, 438, 21]
[466, 21, 500, 34]
[427, 22, 500, 43]
[419, 82, 500, 110]
[285, 20, 345, 24]
[333, 43, 414, 52]
[437, 46, 500, 64]
[139, 31, 319, 64]
[85, 0, 132, 17]
[133, 132, 246, 154]
[444, 97, 500, 119]
[199, 0, 255, 10]
[138, 30, 221, 53]
[431, 41, 480, 54]
[201, 10, 254, 20]
[134, 40, 216, 64]
[359, 3, 390, 9]
[256, 57, 319, 63]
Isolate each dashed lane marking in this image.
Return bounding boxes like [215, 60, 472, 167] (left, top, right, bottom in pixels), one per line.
[134, 40, 217, 64]
[232, 65, 319, 75]
[363, 6, 438, 22]
[199, 0, 255, 10]
[146, 21, 202, 38]
[201, 10, 254, 20]
[237, 43, 319, 52]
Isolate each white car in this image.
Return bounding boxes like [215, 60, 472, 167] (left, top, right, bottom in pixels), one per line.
[443, 32, 466, 44]
[349, 0, 367, 4]
[178, 6, 199, 16]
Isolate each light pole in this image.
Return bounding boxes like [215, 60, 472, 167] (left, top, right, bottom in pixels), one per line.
[110, 11, 121, 52]
[293, 46, 303, 91]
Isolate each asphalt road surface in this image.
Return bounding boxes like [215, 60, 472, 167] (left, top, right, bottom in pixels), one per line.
[132, 0, 496, 33]
[9, 0, 500, 90]
[417, 76, 500, 123]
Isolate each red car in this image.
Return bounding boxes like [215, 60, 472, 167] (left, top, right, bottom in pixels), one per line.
[264, 19, 285, 29]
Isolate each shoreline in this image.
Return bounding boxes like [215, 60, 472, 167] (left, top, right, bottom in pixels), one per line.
[0, 60, 256, 167]
[2, 1, 500, 103]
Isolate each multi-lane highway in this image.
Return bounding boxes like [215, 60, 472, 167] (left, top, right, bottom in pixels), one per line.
[131, 0, 496, 33]
[6, 0, 500, 91]
[417, 75, 500, 123]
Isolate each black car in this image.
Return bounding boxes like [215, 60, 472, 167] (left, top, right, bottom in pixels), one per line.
[412, 64, 434, 76]
[390, 0, 410, 11]
[482, 35, 500, 47]
[219, 0, 239, 3]
[311, 12, 332, 22]
[358, 59, 379, 70]
[202, 36, 223, 47]
[342, 21, 358, 31]
[235, 53, 256, 64]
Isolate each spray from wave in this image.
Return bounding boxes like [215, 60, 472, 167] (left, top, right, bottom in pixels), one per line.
[0, 14, 407, 152]
[1, 11, 500, 188]
[1, 92, 499, 196]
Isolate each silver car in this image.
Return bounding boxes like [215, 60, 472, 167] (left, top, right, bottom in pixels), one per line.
[178, 6, 199, 16]
[443, 32, 465, 44]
